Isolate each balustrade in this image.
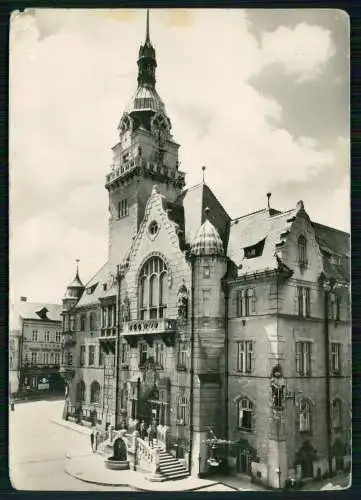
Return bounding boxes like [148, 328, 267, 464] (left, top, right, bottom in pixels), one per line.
[105, 159, 185, 188]
[124, 318, 176, 336]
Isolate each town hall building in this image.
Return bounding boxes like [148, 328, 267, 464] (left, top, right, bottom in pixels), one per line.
[60, 11, 351, 488]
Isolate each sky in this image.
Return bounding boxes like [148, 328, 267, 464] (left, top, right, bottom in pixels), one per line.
[10, 8, 350, 304]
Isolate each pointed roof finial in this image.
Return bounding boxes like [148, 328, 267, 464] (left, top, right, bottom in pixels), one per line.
[145, 8, 150, 43]
[204, 206, 210, 218]
[76, 259, 80, 274]
[267, 192, 271, 211]
[202, 166, 206, 184]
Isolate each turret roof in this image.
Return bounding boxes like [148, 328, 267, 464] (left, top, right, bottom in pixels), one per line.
[191, 217, 224, 257]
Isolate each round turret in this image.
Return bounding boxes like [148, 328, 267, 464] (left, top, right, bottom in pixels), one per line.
[62, 260, 84, 310]
[191, 214, 224, 257]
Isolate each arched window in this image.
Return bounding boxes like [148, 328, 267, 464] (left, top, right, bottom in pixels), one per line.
[76, 380, 85, 403]
[298, 235, 308, 269]
[299, 399, 312, 432]
[238, 398, 254, 431]
[139, 256, 168, 320]
[332, 399, 342, 429]
[90, 381, 101, 404]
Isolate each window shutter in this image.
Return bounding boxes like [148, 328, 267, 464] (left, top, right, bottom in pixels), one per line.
[307, 343, 313, 376]
[251, 341, 256, 373]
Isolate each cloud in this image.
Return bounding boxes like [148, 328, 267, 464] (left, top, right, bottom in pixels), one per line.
[260, 23, 336, 82]
[9, 9, 347, 302]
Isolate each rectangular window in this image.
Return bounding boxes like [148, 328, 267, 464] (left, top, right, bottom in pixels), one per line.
[88, 345, 95, 366]
[80, 345, 86, 366]
[45, 331, 50, 342]
[330, 293, 341, 321]
[237, 341, 253, 373]
[237, 289, 255, 317]
[80, 314, 86, 331]
[43, 352, 49, 365]
[331, 343, 341, 374]
[297, 287, 311, 318]
[31, 352, 37, 365]
[54, 352, 60, 365]
[155, 343, 164, 368]
[98, 347, 104, 366]
[118, 199, 128, 218]
[32, 330, 38, 342]
[177, 341, 188, 369]
[55, 332, 61, 343]
[296, 342, 312, 376]
[139, 343, 147, 366]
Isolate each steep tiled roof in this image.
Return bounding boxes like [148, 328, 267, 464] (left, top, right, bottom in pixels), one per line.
[177, 183, 231, 250]
[228, 208, 297, 274]
[76, 262, 109, 308]
[312, 222, 350, 257]
[12, 300, 62, 323]
[313, 222, 350, 283]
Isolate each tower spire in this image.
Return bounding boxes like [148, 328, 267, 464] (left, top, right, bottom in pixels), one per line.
[137, 9, 157, 88]
[145, 8, 150, 43]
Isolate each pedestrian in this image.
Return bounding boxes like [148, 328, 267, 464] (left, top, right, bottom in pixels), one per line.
[90, 429, 95, 452]
[140, 420, 146, 440]
[10, 400, 15, 411]
[94, 430, 100, 452]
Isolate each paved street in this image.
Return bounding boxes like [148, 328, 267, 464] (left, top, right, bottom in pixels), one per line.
[9, 398, 135, 491]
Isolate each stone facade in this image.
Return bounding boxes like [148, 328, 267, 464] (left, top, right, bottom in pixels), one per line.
[60, 13, 350, 488]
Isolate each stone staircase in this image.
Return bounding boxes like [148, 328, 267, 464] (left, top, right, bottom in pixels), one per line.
[158, 450, 189, 481]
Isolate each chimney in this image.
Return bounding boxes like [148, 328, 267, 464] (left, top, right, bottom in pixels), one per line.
[20, 296, 27, 302]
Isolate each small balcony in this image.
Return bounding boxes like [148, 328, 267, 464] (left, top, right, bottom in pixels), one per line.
[59, 362, 75, 381]
[123, 318, 177, 347]
[99, 327, 117, 354]
[62, 332, 76, 348]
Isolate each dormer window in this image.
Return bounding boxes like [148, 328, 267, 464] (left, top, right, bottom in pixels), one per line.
[244, 238, 265, 260]
[298, 235, 308, 270]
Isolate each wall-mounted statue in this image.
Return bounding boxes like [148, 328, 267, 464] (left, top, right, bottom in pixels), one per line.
[177, 282, 189, 319]
[122, 295, 130, 322]
[270, 365, 285, 410]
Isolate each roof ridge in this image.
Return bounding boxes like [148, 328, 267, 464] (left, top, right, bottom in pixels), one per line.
[83, 261, 108, 288]
[312, 221, 349, 236]
[232, 208, 268, 222]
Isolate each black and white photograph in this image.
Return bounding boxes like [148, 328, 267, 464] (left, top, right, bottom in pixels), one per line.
[9, 8, 350, 492]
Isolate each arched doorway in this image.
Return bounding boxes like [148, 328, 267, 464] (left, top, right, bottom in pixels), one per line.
[236, 439, 257, 476]
[295, 441, 317, 479]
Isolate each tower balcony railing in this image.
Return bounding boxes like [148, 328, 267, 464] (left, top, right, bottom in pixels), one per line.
[105, 158, 186, 187]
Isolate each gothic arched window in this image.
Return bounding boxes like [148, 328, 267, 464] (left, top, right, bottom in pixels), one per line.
[90, 381, 101, 404]
[298, 235, 308, 269]
[77, 380, 86, 403]
[139, 256, 168, 320]
[238, 397, 254, 432]
[299, 399, 312, 432]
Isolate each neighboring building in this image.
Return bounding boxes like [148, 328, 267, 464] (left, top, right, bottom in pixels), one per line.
[11, 297, 65, 397]
[60, 12, 351, 488]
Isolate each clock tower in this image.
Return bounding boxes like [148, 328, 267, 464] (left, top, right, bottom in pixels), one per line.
[106, 10, 185, 272]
